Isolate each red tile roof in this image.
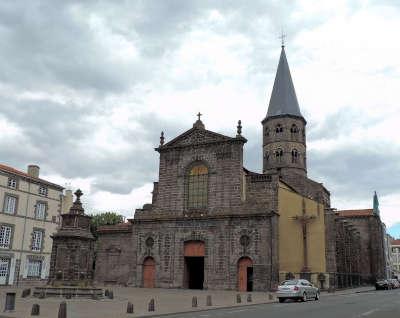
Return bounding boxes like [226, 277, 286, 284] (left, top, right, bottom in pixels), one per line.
[336, 209, 374, 217]
[392, 239, 400, 246]
[0, 163, 63, 190]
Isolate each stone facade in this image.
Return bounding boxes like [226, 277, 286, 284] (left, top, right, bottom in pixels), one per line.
[95, 120, 280, 291]
[336, 209, 387, 284]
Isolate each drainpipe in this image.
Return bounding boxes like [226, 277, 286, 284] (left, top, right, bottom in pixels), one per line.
[17, 182, 31, 286]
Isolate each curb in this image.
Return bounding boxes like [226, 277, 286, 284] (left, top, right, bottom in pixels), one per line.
[138, 288, 375, 317]
[137, 301, 276, 318]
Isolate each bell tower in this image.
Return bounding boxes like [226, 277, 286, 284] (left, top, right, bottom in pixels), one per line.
[262, 45, 307, 177]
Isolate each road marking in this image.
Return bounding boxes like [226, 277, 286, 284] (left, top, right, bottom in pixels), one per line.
[226, 309, 249, 313]
[359, 309, 378, 316]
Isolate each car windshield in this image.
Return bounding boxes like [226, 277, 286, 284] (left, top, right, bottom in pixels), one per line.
[281, 280, 298, 285]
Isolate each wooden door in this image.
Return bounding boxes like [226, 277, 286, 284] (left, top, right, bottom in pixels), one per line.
[143, 257, 155, 288]
[238, 257, 253, 292]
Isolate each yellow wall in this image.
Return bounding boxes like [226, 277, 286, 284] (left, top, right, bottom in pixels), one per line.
[278, 182, 326, 275]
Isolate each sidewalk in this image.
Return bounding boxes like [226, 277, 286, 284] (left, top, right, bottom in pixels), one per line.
[0, 285, 374, 318]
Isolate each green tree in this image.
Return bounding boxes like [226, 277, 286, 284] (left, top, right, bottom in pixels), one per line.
[89, 212, 124, 236]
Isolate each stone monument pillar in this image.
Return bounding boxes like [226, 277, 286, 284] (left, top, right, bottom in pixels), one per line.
[48, 189, 95, 285]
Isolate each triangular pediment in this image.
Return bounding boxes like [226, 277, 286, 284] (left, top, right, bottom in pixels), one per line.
[162, 127, 235, 148]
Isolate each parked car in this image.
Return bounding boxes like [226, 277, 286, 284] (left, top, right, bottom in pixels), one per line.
[276, 279, 320, 303]
[389, 279, 400, 289]
[375, 279, 390, 290]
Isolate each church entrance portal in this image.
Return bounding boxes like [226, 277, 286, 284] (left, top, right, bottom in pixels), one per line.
[184, 241, 205, 289]
[143, 257, 155, 288]
[238, 257, 253, 291]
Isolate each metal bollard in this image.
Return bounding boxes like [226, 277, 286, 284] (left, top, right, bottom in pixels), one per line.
[236, 294, 241, 303]
[192, 296, 198, 307]
[127, 302, 134, 314]
[247, 294, 252, 302]
[58, 302, 67, 318]
[31, 304, 40, 316]
[206, 295, 212, 306]
[148, 298, 155, 312]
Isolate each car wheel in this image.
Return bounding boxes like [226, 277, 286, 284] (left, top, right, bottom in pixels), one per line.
[302, 293, 307, 302]
[278, 298, 285, 303]
[315, 292, 319, 301]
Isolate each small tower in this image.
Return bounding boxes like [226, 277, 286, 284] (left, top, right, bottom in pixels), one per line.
[48, 189, 95, 285]
[262, 45, 307, 177]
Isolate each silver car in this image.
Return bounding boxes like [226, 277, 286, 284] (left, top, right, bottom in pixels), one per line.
[276, 279, 320, 303]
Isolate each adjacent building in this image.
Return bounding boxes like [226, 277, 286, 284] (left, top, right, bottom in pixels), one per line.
[391, 239, 400, 277]
[336, 194, 389, 284]
[0, 163, 72, 285]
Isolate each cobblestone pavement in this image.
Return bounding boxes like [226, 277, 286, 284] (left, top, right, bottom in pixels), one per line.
[0, 285, 374, 318]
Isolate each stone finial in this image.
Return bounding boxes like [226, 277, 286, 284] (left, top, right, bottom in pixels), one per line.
[237, 120, 242, 136]
[69, 189, 84, 215]
[193, 112, 205, 129]
[160, 131, 165, 146]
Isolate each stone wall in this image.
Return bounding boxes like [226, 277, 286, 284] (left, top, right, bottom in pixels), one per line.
[95, 213, 278, 291]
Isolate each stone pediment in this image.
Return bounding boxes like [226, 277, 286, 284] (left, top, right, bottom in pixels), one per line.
[161, 127, 236, 148]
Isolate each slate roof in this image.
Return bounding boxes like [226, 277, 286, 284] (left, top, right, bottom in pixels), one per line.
[267, 46, 303, 118]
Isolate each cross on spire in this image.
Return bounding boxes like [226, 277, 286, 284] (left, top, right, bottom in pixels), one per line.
[279, 31, 286, 47]
[197, 112, 202, 121]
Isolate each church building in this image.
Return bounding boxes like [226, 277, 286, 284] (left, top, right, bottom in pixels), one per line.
[94, 45, 334, 291]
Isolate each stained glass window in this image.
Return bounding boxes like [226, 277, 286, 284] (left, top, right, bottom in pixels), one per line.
[187, 164, 208, 209]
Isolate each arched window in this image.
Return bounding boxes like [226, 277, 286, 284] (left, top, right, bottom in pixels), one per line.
[290, 124, 298, 139]
[264, 151, 270, 164]
[265, 127, 270, 137]
[187, 164, 208, 209]
[292, 149, 298, 163]
[275, 148, 283, 163]
[275, 124, 283, 134]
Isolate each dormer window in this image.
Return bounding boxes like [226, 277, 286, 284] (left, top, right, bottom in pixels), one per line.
[38, 186, 48, 197]
[275, 124, 283, 134]
[292, 149, 298, 163]
[275, 149, 283, 163]
[7, 178, 17, 189]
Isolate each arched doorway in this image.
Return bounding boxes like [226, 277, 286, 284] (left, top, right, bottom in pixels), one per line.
[183, 241, 205, 289]
[238, 257, 253, 291]
[143, 257, 155, 288]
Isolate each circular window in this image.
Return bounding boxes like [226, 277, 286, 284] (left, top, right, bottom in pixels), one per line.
[239, 235, 250, 247]
[145, 237, 154, 248]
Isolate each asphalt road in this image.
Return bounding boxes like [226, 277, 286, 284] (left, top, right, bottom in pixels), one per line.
[155, 289, 400, 318]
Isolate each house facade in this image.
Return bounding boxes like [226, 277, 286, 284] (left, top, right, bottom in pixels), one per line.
[0, 163, 72, 285]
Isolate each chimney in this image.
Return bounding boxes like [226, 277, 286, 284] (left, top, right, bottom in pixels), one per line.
[27, 165, 40, 178]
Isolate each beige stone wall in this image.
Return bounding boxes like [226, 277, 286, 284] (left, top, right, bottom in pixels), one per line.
[0, 169, 65, 285]
[278, 181, 327, 286]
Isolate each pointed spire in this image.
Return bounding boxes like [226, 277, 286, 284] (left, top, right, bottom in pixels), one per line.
[267, 46, 303, 118]
[373, 191, 380, 216]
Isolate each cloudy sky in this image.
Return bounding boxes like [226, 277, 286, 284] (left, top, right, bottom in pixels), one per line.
[0, 0, 399, 235]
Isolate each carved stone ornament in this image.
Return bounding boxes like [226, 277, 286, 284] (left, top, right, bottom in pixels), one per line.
[145, 237, 155, 248]
[239, 235, 250, 247]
